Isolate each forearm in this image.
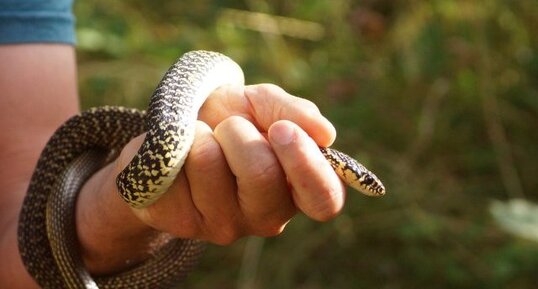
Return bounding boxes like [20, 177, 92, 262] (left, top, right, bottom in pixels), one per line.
[0, 44, 188, 286]
[0, 44, 134, 287]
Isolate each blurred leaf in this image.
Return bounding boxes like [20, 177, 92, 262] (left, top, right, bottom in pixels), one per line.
[490, 199, 538, 242]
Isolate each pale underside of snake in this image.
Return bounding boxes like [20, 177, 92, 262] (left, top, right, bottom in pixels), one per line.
[17, 51, 385, 289]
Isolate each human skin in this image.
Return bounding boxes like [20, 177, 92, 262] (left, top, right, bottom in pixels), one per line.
[0, 44, 346, 288]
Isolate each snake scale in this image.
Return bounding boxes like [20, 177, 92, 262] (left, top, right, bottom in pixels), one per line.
[18, 50, 385, 289]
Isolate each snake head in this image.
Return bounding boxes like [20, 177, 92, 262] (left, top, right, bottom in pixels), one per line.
[353, 173, 386, 196]
[320, 147, 386, 197]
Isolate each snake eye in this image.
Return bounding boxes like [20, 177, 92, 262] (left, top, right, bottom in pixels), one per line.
[361, 175, 374, 186]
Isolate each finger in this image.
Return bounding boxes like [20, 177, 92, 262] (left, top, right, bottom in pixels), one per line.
[245, 84, 336, 146]
[200, 84, 336, 147]
[268, 120, 346, 221]
[199, 84, 254, 128]
[184, 121, 245, 244]
[214, 116, 296, 235]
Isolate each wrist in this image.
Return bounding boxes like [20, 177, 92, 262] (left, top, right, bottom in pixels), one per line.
[75, 160, 160, 275]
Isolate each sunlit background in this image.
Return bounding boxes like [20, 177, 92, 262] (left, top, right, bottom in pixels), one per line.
[75, 1, 538, 288]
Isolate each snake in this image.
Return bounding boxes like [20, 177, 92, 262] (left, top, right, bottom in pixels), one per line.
[17, 50, 385, 289]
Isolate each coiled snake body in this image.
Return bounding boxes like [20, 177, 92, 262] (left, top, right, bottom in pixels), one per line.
[18, 51, 385, 288]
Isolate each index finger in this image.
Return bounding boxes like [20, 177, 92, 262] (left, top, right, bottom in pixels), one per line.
[199, 84, 336, 147]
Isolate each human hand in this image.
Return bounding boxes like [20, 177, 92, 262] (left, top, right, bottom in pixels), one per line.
[76, 84, 346, 273]
[128, 83, 345, 242]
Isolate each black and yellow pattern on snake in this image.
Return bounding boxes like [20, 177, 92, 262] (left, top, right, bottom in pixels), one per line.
[18, 51, 385, 289]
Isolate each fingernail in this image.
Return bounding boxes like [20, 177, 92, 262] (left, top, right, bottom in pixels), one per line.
[269, 121, 296, 146]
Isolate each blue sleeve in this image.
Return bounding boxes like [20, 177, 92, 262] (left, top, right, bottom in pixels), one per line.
[0, 0, 75, 45]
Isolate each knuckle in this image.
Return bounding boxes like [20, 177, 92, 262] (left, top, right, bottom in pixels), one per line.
[223, 114, 246, 125]
[188, 137, 223, 171]
[212, 224, 244, 245]
[243, 159, 284, 188]
[279, 97, 320, 120]
[250, 83, 286, 98]
[214, 115, 245, 133]
[246, 209, 293, 238]
[294, 97, 319, 112]
[254, 223, 286, 238]
[204, 213, 246, 245]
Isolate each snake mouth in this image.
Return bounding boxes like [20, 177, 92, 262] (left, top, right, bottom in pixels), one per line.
[371, 183, 386, 196]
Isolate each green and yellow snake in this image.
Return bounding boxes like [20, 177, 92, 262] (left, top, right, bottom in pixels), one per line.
[18, 51, 385, 289]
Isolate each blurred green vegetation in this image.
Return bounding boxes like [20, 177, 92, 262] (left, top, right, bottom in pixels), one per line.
[74, 0, 538, 288]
